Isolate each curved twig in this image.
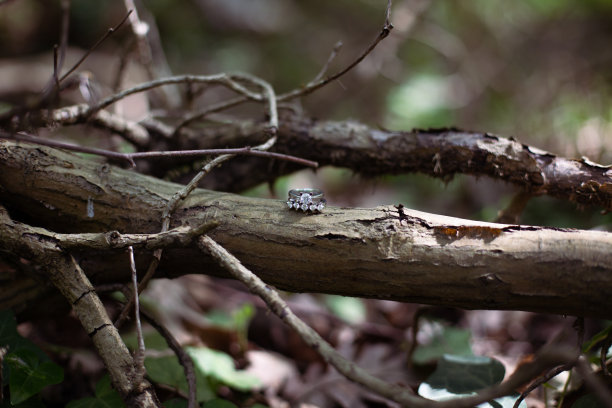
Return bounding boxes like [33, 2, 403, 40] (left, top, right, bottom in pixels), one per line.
[0, 131, 317, 168]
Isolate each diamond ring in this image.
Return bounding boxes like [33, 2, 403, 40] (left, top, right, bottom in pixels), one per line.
[287, 188, 326, 212]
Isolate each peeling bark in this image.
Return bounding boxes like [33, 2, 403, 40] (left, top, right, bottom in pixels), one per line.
[1, 140, 611, 318]
[166, 117, 612, 211]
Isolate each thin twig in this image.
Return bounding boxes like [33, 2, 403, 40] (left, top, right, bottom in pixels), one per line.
[515, 318, 586, 407]
[197, 235, 420, 407]
[115, 73, 279, 328]
[557, 368, 573, 408]
[0, 131, 317, 168]
[163, 1, 391, 137]
[58, 10, 133, 84]
[56, 0, 71, 87]
[513, 363, 574, 408]
[124, 0, 152, 66]
[197, 234, 588, 408]
[601, 330, 612, 376]
[58, 222, 218, 251]
[161, 75, 278, 234]
[97, 284, 198, 408]
[0, 131, 137, 166]
[45, 0, 70, 101]
[406, 306, 434, 367]
[575, 356, 612, 406]
[112, 37, 136, 93]
[0, 346, 6, 401]
[128, 246, 146, 382]
[277, 0, 394, 102]
[89, 73, 260, 116]
[311, 41, 344, 84]
[171, 96, 252, 138]
[140, 310, 198, 408]
[123, 0, 179, 107]
[495, 190, 532, 224]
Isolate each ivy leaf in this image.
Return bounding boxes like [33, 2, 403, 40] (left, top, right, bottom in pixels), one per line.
[0, 394, 46, 407]
[324, 295, 366, 324]
[426, 354, 505, 393]
[186, 347, 261, 391]
[5, 349, 64, 405]
[160, 398, 188, 408]
[0, 310, 48, 361]
[412, 323, 472, 365]
[418, 354, 525, 407]
[65, 375, 125, 408]
[145, 354, 215, 402]
[573, 393, 608, 408]
[202, 398, 239, 408]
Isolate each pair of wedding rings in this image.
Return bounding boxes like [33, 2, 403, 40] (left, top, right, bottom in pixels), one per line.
[286, 189, 326, 213]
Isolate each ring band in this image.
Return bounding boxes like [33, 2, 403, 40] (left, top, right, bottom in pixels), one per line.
[287, 188, 326, 212]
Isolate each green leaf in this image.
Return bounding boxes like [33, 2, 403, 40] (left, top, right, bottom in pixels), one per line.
[6, 349, 64, 405]
[418, 383, 526, 408]
[202, 398, 238, 408]
[123, 329, 168, 351]
[208, 304, 254, 334]
[145, 355, 214, 402]
[418, 355, 523, 407]
[0, 310, 48, 361]
[582, 324, 612, 353]
[0, 394, 46, 407]
[425, 354, 505, 393]
[186, 347, 260, 391]
[324, 295, 366, 324]
[412, 323, 473, 365]
[232, 303, 254, 333]
[65, 375, 125, 408]
[161, 398, 188, 408]
[573, 393, 608, 408]
[207, 303, 255, 351]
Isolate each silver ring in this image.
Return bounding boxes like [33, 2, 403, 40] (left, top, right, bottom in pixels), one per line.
[287, 188, 326, 212]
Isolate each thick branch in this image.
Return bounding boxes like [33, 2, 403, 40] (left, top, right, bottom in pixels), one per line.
[172, 117, 612, 211]
[1, 140, 611, 318]
[0, 205, 160, 407]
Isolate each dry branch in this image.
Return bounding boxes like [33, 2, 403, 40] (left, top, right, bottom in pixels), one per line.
[0, 205, 160, 407]
[1, 140, 611, 319]
[181, 117, 612, 211]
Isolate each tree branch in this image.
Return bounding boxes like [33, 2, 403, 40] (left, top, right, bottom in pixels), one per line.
[1, 140, 611, 319]
[170, 116, 612, 211]
[0, 205, 160, 407]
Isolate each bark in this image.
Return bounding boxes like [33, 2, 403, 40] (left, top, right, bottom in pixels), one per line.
[1, 140, 611, 319]
[158, 117, 612, 212]
[0, 205, 160, 407]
